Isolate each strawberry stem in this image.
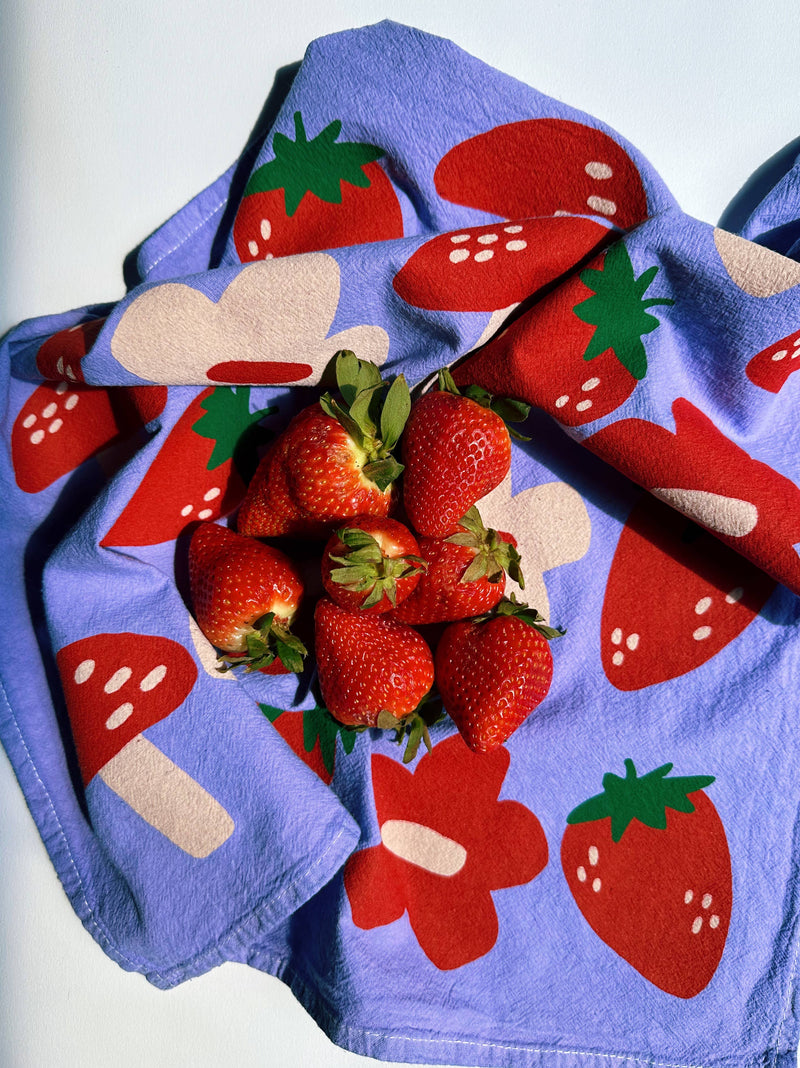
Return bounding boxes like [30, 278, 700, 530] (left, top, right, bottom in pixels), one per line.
[566, 759, 715, 843]
[437, 367, 531, 441]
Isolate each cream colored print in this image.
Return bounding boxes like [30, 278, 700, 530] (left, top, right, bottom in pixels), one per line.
[111, 252, 389, 384]
[478, 473, 591, 620]
[713, 228, 800, 298]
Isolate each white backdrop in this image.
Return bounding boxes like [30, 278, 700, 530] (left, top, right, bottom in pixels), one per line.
[2, 2, 800, 1065]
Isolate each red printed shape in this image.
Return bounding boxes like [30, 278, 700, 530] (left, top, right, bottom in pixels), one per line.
[434, 118, 648, 230]
[562, 759, 731, 998]
[35, 317, 106, 382]
[586, 398, 800, 592]
[745, 327, 800, 393]
[344, 733, 548, 969]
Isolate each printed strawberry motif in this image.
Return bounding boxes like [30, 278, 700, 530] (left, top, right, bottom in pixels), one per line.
[56, 632, 233, 857]
[188, 523, 306, 673]
[401, 370, 527, 538]
[586, 398, 800, 593]
[452, 241, 673, 427]
[344, 733, 548, 970]
[100, 386, 273, 547]
[238, 352, 409, 537]
[561, 759, 731, 998]
[435, 599, 561, 753]
[745, 327, 800, 393]
[12, 381, 167, 494]
[260, 703, 357, 785]
[321, 517, 425, 612]
[392, 216, 611, 313]
[434, 118, 649, 229]
[314, 597, 434, 730]
[35, 317, 106, 381]
[392, 506, 523, 625]
[232, 111, 403, 263]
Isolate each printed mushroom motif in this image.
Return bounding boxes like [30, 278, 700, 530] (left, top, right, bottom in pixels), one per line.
[56, 632, 234, 857]
[745, 326, 800, 393]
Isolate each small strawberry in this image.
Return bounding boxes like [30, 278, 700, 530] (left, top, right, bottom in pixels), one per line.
[188, 522, 306, 673]
[321, 516, 425, 612]
[392, 506, 523, 624]
[237, 350, 410, 537]
[314, 597, 434, 733]
[401, 369, 529, 538]
[435, 598, 561, 752]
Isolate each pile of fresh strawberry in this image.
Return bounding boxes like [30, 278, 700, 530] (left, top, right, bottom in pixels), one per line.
[187, 351, 563, 759]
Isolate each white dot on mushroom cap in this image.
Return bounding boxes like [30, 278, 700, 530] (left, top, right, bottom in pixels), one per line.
[30, 429, 45, 445]
[65, 366, 77, 381]
[725, 587, 744, 604]
[55, 382, 68, 394]
[709, 914, 720, 929]
[203, 487, 221, 502]
[611, 628, 623, 645]
[702, 893, 712, 908]
[588, 845, 599, 866]
[198, 509, 214, 520]
[503, 225, 523, 233]
[105, 702, 134, 730]
[577, 866, 587, 882]
[587, 196, 617, 216]
[56, 357, 65, 375]
[575, 399, 593, 412]
[42, 402, 58, 419]
[48, 418, 63, 434]
[555, 395, 569, 408]
[684, 889, 694, 904]
[581, 377, 600, 391]
[592, 878, 602, 892]
[474, 249, 494, 262]
[585, 161, 613, 180]
[505, 239, 527, 252]
[450, 233, 470, 243]
[140, 664, 167, 691]
[260, 218, 271, 241]
[247, 241, 259, 258]
[104, 666, 132, 694]
[449, 249, 470, 264]
[693, 626, 712, 641]
[771, 349, 788, 361]
[612, 651, 624, 666]
[22, 414, 36, 428]
[626, 633, 639, 650]
[180, 505, 193, 517]
[65, 394, 79, 410]
[691, 916, 703, 934]
[74, 659, 95, 684]
[694, 596, 712, 615]
[477, 233, 499, 244]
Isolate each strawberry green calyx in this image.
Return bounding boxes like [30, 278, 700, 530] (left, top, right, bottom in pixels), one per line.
[476, 593, 564, 639]
[243, 111, 386, 217]
[574, 241, 674, 380]
[192, 387, 276, 472]
[328, 525, 426, 609]
[377, 691, 445, 764]
[437, 366, 531, 440]
[218, 612, 307, 674]
[566, 759, 715, 843]
[319, 350, 411, 491]
[447, 506, 525, 587]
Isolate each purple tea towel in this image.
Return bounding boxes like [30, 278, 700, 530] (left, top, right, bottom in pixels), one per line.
[3, 19, 800, 1067]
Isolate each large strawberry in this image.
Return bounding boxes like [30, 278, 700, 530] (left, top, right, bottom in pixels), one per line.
[12, 381, 167, 494]
[314, 597, 434, 732]
[452, 240, 673, 427]
[434, 118, 649, 230]
[561, 759, 731, 998]
[401, 370, 528, 538]
[100, 386, 272, 547]
[232, 111, 403, 263]
[435, 598, 561, 752]
[56, 631, 233, 857]
[188, 522, 306, 673]
[392, 506, 523, 625]
[745, 327, 800, 393]
[321, 516, 425, 612]
[35, 316, 106, 381]
[392, 216, 611, 313]
[237, 351, 410, 537]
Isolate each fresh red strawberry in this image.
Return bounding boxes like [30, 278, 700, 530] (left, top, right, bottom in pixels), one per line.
[392, 506, 523, 624]
[452, 240, 673, 427]
[434, 118, 648, 230]
[188, 522, 306, 673]
[12, 381, 167, 494]
[392, 216, 611, 313]
[321, 516, 425, 612]
[100, 386, 273, 547]
[745, 327, 800, 393]
[435, 598, 560, 752]
[561, 759, 731, 998]
[35, 316, 106, 381]
[232, 111, 403, 263]
[238, 351, 410, 537]
[401, 370, 528, 538]
[314, 597, 434, 730]
[260, 703, 358, 785]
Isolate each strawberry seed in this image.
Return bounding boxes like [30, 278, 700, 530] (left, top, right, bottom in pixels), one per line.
[449, 249, 469, 263]
[771, 349, 788, 361]
[684, 889, 694, 904]
[588, 845, 599, 865]
[585, 161, 613, 180]
[248, 241, 259, 258]
[625, 633, 639, 651]
[450, 234, 470, 243]
[22, 414, 36, 429]
[693, 626, 712, 641]
[476, 233, 498, 244]
[505, 239, 527, 252]
[587, 195, 617, 216]
[29, 430, 45, 445]
[42, 402, 58, 419]
[260, 218, 271, 241]
[592, 878, 602, 892]
[691, 916, 703, 934]
[577, 866, 587, 882]
[695, 597, 712, 615]
[725, 587, 744, 604]
[702, 893, 712, 908]
[474, 249, 494, 263]
[709, 915, 720, 929]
